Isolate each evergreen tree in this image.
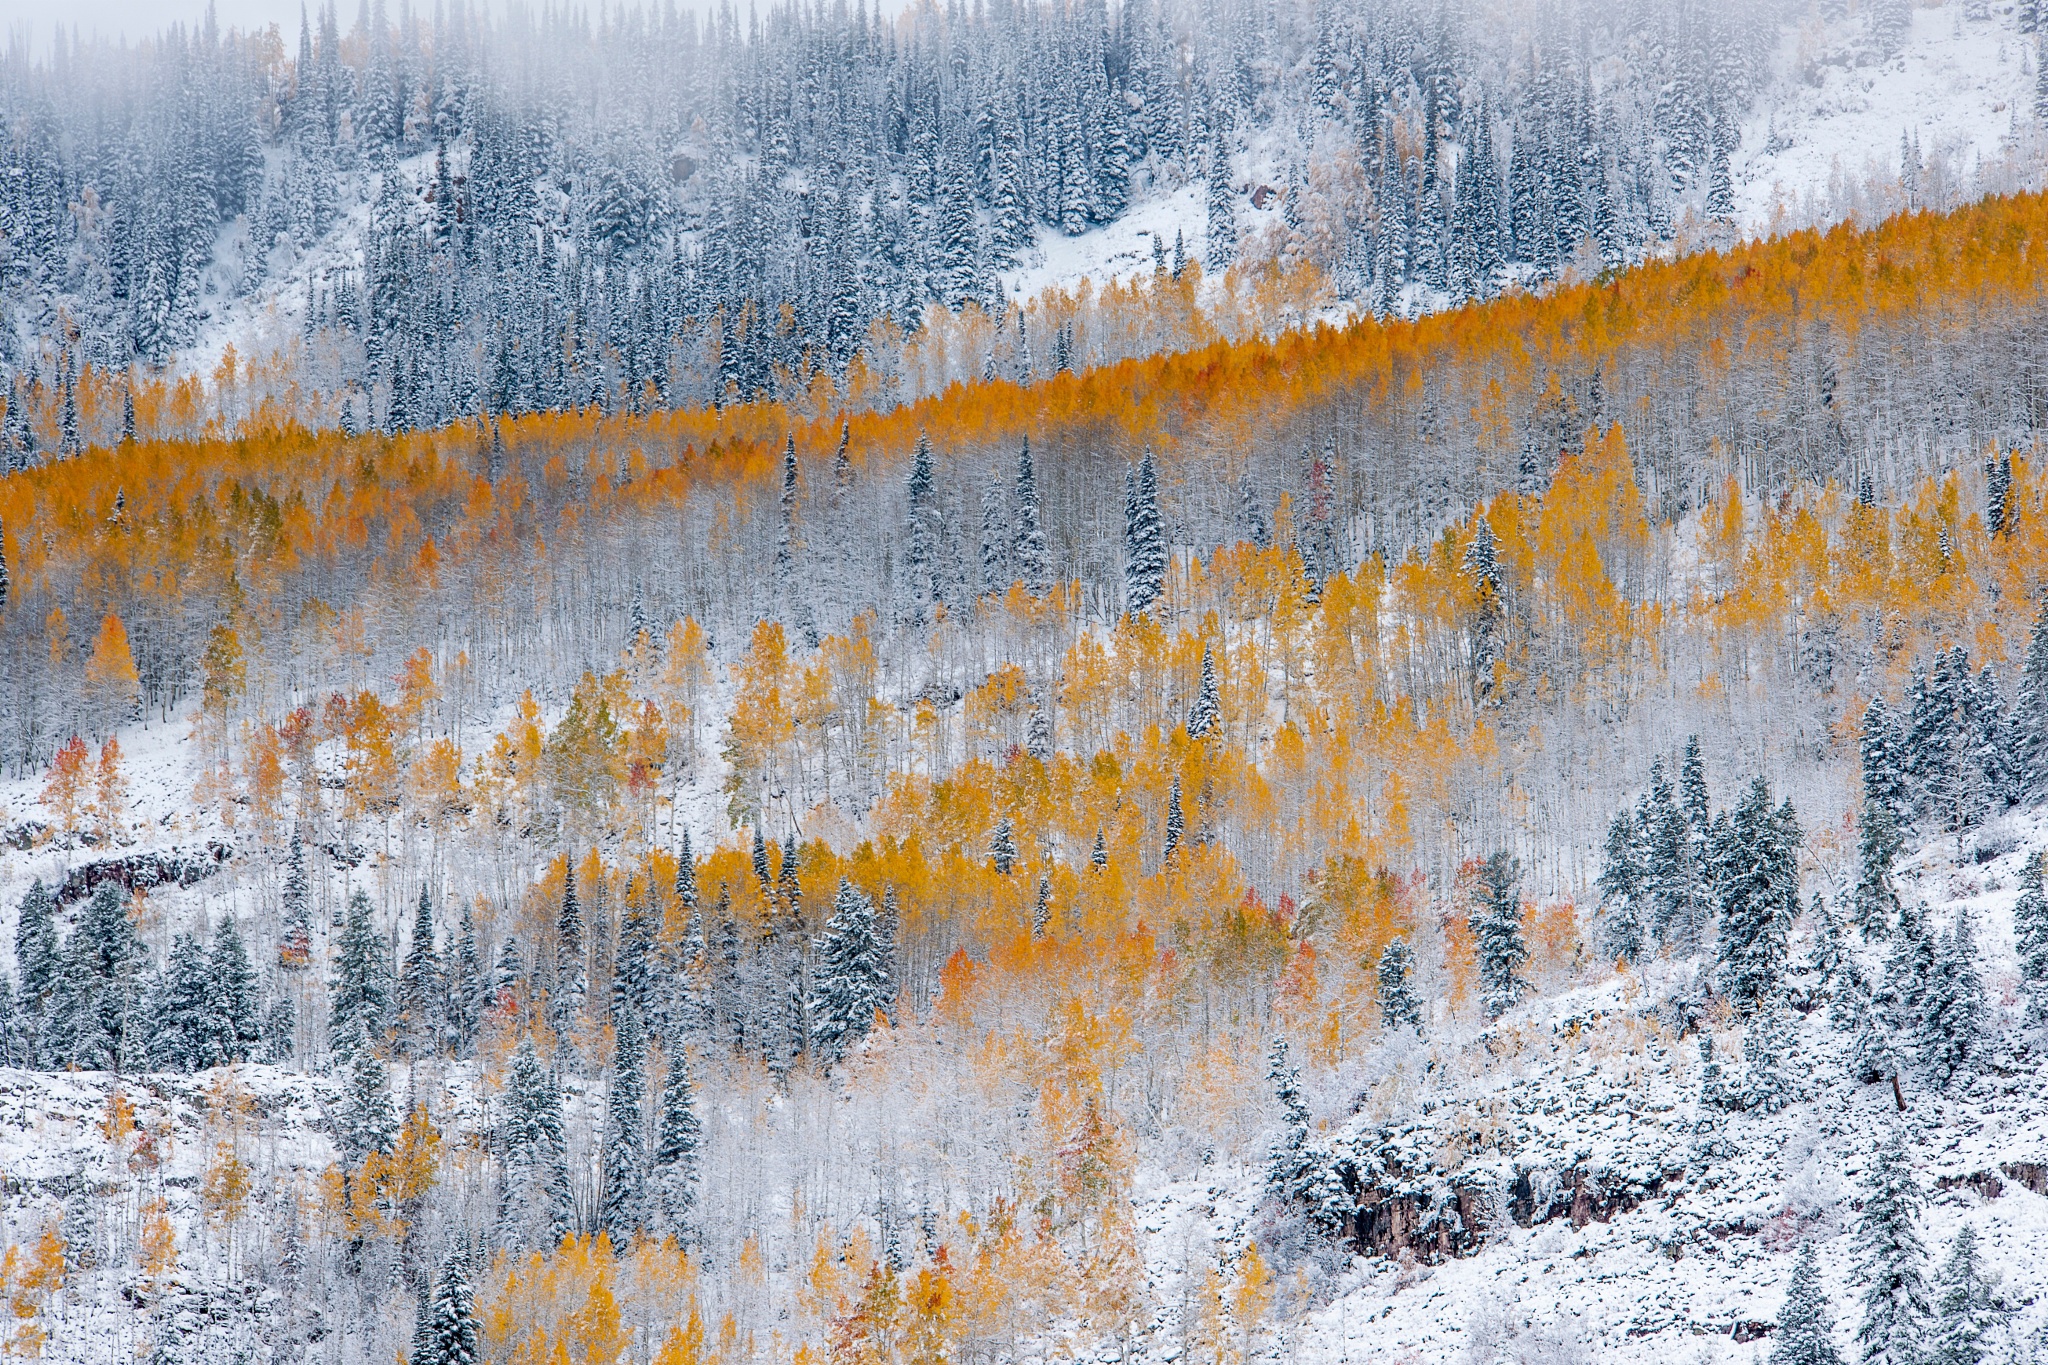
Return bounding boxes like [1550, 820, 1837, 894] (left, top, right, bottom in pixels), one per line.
[1713, 776, 1802, 1014]
[1376, 939, 1422, 1031]
[206, 917, 262, 1065]
[1122, 449, 1166, 617]
[335, 1031, 397, 1162]
[395, 886, 443, 1058]
[1013, 439, 1049, 594]
[2014, 592, 2048, 795]
[62, 883, 147, 1069]
[553, 863, 586, 1033]
[1263, 1038, 1342, 1231]
[652, 1043, 702, 1243]
[1770, 1241, 1845, 1365]
[1931, 1225, 1995, 1365]
[424, 1253, 482, 1365]
[330, 888, 391, 1058]
[149, 933, 214, 1072]
[448, 899, 485, 1053]
[2015, 852, 2048, 1023]
[1596, 803, 1649, 967]
[1186, 642, 1221, 739]
[989, 819, 1017, 875]
[810, 879, 890, 1065]
[279, 828, 314, 971]
[1882, 899, 1939, 1082]
[1471, 853, 1529, 1019]
[1919, 907, 1985, 1087]
[1205, 129, 1237, 270]
[599, 1007, 648, 1249]
[1987, 450, 2013, 538]
[498, 1036, 573, 1252]
[1164, 775, 1184, 862]
[1855, 1128, 1930, 1365]
[1031, 875, 1052, 940]
[1464, 517, 1504, 694]
[14, 880, 59, 1063]
[1740, 997, 1801, 1114]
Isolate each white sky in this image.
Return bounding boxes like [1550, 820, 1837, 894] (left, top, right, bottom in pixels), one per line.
[0, 1, 312, 44]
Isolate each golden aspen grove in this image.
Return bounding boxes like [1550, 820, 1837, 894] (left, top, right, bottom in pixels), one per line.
[8, 3, 2048, 1362]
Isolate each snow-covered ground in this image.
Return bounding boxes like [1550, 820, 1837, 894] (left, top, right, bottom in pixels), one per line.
[1734, 1, 2040, 235]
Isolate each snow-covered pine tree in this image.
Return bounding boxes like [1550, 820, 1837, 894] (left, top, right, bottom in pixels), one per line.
[652, 1042, 702, 1243]
[1919, 907, 1985, 1088]
[1596, 802, 1648, 967]
[449, 899, 485, 1054]
[1713, 776, 1802, 1014]
[1186, 642, 1221, 739]
[1740, 998, 1800, 1114]
[1987, 450, 2013, 539]
[336, 1028, 398, 1163]
[1770, 1241, 1845, 1365]
[330, 888, 391, 1059]
[1164, 775, 1184, 862]
[60, 882, 148, 1070]
[553, 863, 586, 1037]
[1376, 939, 1423, 1031]
[810, 879, 890, 1065]
[498, 1036, 573, 1252]
[13, 880, 59, 1064]
[1463, 516, 1504, 696]
[1855, 1128, 1930, 1365]
[1881, 899, 1939, 1082]
[990, 818, 1017, 875]
[396, 885, 443, 1057]
[1930, 1224, 1996, 1365]
[599, 1006, 648, 1250]
[1471, 852, 1529, 1019]
[149, 933, 214, 1072]
[1013, 438, 1049, 594]
[1856, 698, 1908, 936]
[1032, 876, 1052, 941]
[2015, 853, 2048, 1023]
[279, 827, 313, 971]
[1205, 125, 1237, 270]
[424, 1253, 481, 1365]
[206, 917, 262, 1065]
[1122, 449, 1166, 617]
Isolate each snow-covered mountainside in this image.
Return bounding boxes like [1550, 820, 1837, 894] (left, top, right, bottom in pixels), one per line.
[4, 758, 2046, 1363]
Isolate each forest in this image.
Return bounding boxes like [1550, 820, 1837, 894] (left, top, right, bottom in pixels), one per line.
[3, 2, 2048, 1361]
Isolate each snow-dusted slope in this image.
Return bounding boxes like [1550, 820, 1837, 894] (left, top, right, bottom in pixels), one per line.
[1734, 1, 2040, 235]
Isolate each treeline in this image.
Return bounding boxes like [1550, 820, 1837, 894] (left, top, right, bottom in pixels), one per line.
[0, 0, 1802, 436]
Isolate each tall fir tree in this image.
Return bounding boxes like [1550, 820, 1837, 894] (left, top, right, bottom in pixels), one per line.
[599, 1006, 648, 1249]
[13, 880, 59, 1064]
[330, 888, 391, 1059]
[1855, 1128, 1930, 1365]
[1713, 776, 1803, 1013]
[1376, 939, 1423, 1031]
[1596, 802, 1649, 967]
[1919, 908, 1985, 1087]
[1471, 853, 1529, 1019]
[810, 879, 890, 1065]
[1122, 449, 1166, 618]
[1770, 1241, 1845, 1365]
[206, 917, 262, 1065]
[279, 828, 314, 971]
[423, 1253, 482, 1365]
[1186, 642, 1221, 739]
[2015, 852, 2048, 1023]
[498, 1036, 573, 1252]
[1013, 438, 1050, 594]
[652, 1043, 702, 1244]
[396, 885, 443, 1057]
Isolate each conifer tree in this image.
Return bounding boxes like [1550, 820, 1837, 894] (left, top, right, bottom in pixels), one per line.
[497, 1040, 573, 1249]
[1263, 1038, 1341, 1231]
[1643, 757, 1709, 953]
[1186, 643, 1221, 740]
[810, 880, 889, 1065]
[652, 1043, 702, 1243]
[424, 1253, 481, 1365]
[206, 917, 262, 1065]
[1740, 998, 1800, 1114]
[1164, 776, 1184, 862]
[1882, 900, 1939, 1081]
[1855, 1128, 1930, 1365]
[2014, 593, 2048, 795]
[448, 899, 485, 1054]
[1376, 939, 1422, 1031]
[1919, 908, 1984, 1087]
[553, 863, 586, 1034]
[600, 1007, 648, 1249]
[1464, 517, 1504, 694]
[1713, 777, 1802, 1014]
[1122, 449, 1165, 617]
[1032, 876, 1052, 940]
[330, 888, 391, 1059]
[1931, 1225, 1994, 1365]
[1013, 439, 1049, 594]
[13, 880, 59, 1063]
[279, 828, 314, 971]
[990, 819, 1017, 875]
[1596, 803, 1648, 967]
[2015, 852, 2048, 1023]
[1770, 1241, 1845, 1365]
[336, 1030, 397, 1163]
[396, 885, 443, 1057]
[150, 933, 214, 1072]
[876, 887, 899, 1017]
[1471, 853, 1529, 1019]
[64, 882, 146, 1069]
